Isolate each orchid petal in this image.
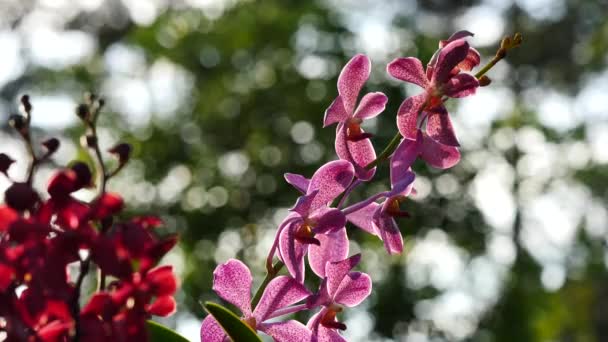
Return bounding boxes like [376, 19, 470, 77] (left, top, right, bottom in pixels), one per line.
[419, 133, 461, 169]
[253, 275, 311, 322]
[258, 321, 313, 342]
[345, 203, 379, 235]
[334, 272, 372, 307]
[307, 278, 332, 308]
[279, 223, 307, 282]
[353, 92, 388, 120]
[338, 54, 370, 115]
[440, 30, 474, 47]
[307, 160, 355, 210]
[459, 47, 481, 71]
[316, 326, 347, 342]
[432, 39, 470, 85]
[148, 296, 176, 316]
[284, 173, 310, 194]
[426, 107, 460, 147]
[290, 191, 319, 217]
[443, 73, 479, 98]
[335, 123, 376, 181]
[212, 259, 253, 316]
[307, 310, 347, 342]
[387, 57, 429, 88]
[373, 208, 403, 254]
[308, 228, 349, 278]
[311, 208, 346, 234]
[325, 254, 361, 299]
[390, 138, 421, 187]
[323, 96, 349, 127]
[396, 93, 427, 141]
[200, 316, 226, 342]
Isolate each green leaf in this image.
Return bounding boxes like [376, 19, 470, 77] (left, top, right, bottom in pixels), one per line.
[147, 320, 190, 342]
[204, 301, 262, 342]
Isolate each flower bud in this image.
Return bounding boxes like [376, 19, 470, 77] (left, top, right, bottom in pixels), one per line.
[81, 134, 97, 148]
[0, 153, 15, 176]
[5, 182, 40, 211]
[42, 138, 60, 155]
[71, 162, 93, 189]
[478, 75, 492, 87]
[20, 95, 32, 114]
[108, 143, 132, 164]
[76, 104, 90, 120]
[9, 114, 27, 132]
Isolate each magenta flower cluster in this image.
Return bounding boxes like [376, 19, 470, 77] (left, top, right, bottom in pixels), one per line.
[202, 31, 482, 341]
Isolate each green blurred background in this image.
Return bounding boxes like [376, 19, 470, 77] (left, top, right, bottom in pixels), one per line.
[1, 0, 608, 340]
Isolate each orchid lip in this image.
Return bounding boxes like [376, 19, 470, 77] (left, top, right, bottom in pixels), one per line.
[320, 304, 347, 330]
[294, 221, 320, 245]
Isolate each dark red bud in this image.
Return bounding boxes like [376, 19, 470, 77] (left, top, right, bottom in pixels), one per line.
[42, 138, 60, 154]
[20, 95, 32, 114]
[108, 143, 131, 164]
[82, 134, 97, 148]
[0, 153, 15, 176]
[5, 183, 40, 211]
[76, 104, 90, 120]
[9, 114, 27, 132]
[70, 162, 93, 189]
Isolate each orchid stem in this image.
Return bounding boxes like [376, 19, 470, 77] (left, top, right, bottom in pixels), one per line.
[252, 261, 284, 309]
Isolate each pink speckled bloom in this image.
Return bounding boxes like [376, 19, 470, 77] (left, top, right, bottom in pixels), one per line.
[387, 31, 480, 169]
[306, 255, 372, 342]
[200, 259, 312, 342]
[345, 154, 416, 255]
[324, 54, 388, 181]
[273, 160, 355, 283]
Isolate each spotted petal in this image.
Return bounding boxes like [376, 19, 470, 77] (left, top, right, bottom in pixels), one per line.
[439, 30, 474, 47]
[459, 48, 480, 71]
[419, 132, 461, 169]
[324, 96, 349, 127]
[253, 275, 310, 322]
[308, 160, 355, 210]
[290, 191, 319, 217]
[212, 259, 253, 316]
[333, 271, 372, 307]
[373, 206, 403, 254]
[390, 138, 421, 188]
[324, 254, 361, 299]
[387, 57, 429, 89]
[284, 173, 310, 194]
[396, 93, 427, 141]
[353, 92, 388, 120]
[310, 208, 346, 235]
[307, 310, 347, 342]
[259, 321, 313, 342]
[200, 316, 226, 342]
[426, 107, 459, 147]
[443, 73, 479, 98]
[308, 228, 349, 278]
[338, 54, 371, 115]
[432, 39, 470, 85]
[345, 203, 379, 235]
[335, 123, 376, 181]
[279, 223, 308, 282]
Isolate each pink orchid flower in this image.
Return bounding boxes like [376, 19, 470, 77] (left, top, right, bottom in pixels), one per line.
[306, 254, 372, 342]
[201, 259, 312, 342]
[344, 157, 416, 254]
[271, 160, 355, 283]
[324, 54, 388, 181]
[387, 31, 480, 169]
